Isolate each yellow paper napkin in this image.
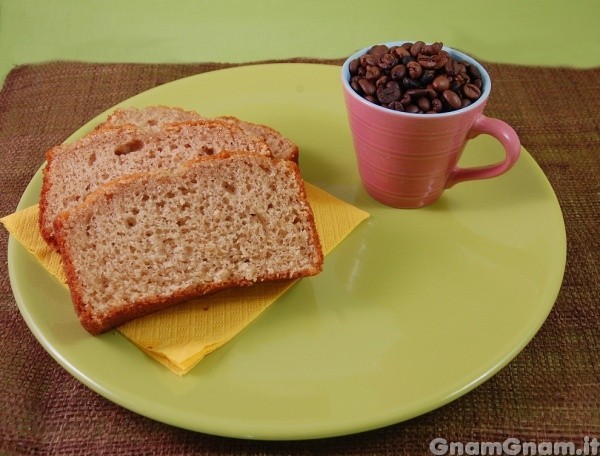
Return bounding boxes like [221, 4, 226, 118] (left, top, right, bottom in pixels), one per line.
[1, 183, 369, 375]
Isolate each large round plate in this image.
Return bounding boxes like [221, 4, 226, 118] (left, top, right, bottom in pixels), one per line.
[8, 64, 566, 440]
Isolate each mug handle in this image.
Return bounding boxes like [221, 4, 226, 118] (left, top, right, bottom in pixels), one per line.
[445, 114, 521, 188]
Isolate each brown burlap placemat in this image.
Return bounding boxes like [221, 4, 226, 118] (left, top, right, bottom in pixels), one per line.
[0, 59, 598, 455]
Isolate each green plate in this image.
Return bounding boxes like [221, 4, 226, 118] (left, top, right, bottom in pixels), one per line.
[8, 64, 566, 440]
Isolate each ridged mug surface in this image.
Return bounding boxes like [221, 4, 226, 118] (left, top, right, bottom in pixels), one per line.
[341, 42, 520, 208]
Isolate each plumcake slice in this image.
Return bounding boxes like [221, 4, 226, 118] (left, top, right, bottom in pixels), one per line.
[39, 120, 270, 246]
[53, 153, 324, 335]
[98, 105, 299, 162]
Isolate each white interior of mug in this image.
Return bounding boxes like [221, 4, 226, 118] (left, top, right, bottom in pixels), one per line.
[341, 41, 492, 118]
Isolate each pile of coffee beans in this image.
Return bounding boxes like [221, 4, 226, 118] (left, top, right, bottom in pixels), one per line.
[347, 41, 484, 114]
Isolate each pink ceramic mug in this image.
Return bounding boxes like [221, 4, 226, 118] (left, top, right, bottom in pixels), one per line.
[341, 41, 521, 208]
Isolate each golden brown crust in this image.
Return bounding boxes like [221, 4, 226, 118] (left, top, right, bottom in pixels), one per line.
[53, 210, 89, 330]
[63, 270, 319, 335]
[38, 147, 59, 246]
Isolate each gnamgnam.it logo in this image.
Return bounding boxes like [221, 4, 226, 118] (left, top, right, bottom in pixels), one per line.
[429, 436, 600, 455]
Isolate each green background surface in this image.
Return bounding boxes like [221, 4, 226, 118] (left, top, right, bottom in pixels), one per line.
[1, 0, 599, 85]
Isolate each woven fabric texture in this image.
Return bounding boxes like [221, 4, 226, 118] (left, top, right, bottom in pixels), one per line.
[0, 59, 598, 455]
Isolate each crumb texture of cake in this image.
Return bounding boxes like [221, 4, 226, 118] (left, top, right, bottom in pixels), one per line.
[54, 153, 323, 335]
[39, 120, 270, 245]
[99, 106, 299, 162]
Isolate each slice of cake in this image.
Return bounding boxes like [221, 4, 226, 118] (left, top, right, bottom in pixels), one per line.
[39, 120, 270, 245]
[53, 153, 323, 335]
[98, 105, 299, 161]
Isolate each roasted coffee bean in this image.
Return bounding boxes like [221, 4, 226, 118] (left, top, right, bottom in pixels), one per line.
[417, 97, 431, 111]
[348, 41, 484, 114]
[406, 88, 431, 99]
[401, 55, 416, 65]
[407, 61, 423, 79]
[360, 54, 378, 67]
[431, 42, 444, 54]
[393, 46, 411, 59]
[379, 53, 399, 69]
[463, 83, 481, 100]
[442, 90, 462, 110]
[369, 44, 389, 58]
[420, 69, 436, 85]
[402, 76, 423, 90]
[358, 78, 376, 96]
[388, 101, 405, 111]
[365, 65, 381, 80]
[417, 55, 437, 70]
[431, 98, 443, 112]
[376, 75, 390, 87]
[445, 60, 461, 76]
[432, 74, 451, 92]
[390, 64, 406, 80]
[376, 81, 401, 104]
[453, 73, 469, 87]
[450, 79, 463, 92]
[405, 104, 420, 113]
[421, 44, 437, 55]
[433, 53, 449, 70]
[350, 77, 361, 93]
[468, 64, 481, 79]
[410, 41, 425, 57]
